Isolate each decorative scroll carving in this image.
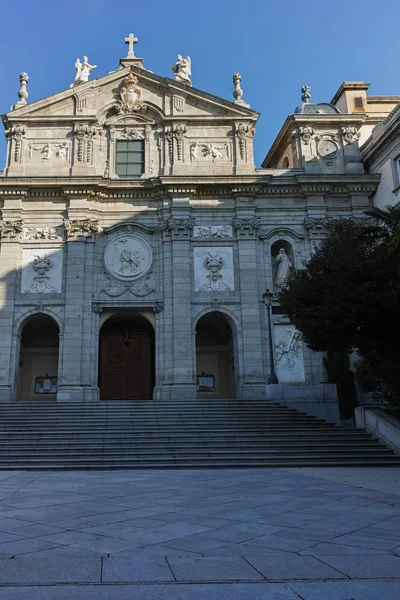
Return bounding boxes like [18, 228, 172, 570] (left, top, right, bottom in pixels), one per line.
[193, 225, 232, 239]
[102, 272, 155, 297]
[6, 125, 26, 162]
[0, 220, 23, 240]
[299, 126, 314, 145]
[173, 124, 187, 161]
[235, 123, 255, 160]
[115, 72, 144, 114]
[304, 216, 328, 238]
[153, 301, 164, 314]
[74, 124, 96, 163]
[341, 126, 361, 144]
[232, 217, 260, 236]
[159, 218, 195, 238]
[24, 227, 62, 241]
[64, 218, 99, 240]
[92, 302, 103, 314]
[120, 127, 145, 140]
[164, 126, 174, 163]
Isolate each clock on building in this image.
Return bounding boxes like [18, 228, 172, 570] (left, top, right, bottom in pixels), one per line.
[317, 138, 338, 160]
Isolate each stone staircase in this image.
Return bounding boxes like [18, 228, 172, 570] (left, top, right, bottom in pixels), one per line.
[0, 399, 399, 469]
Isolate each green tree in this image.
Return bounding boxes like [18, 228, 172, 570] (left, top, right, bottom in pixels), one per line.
[279, 219, 383, 418]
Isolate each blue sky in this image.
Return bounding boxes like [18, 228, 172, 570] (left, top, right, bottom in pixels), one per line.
[0, 0, 399, 168]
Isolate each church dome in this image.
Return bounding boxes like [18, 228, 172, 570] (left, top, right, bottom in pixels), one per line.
[294, 102, 341, 114]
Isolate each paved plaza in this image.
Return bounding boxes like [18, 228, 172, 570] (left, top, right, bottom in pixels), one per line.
[0, 468, 400, 598]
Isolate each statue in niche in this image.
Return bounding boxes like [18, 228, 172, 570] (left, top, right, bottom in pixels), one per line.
[71, 56, 97, 87]
[172, 55, 192, 86]
[275, 248, 292, 291]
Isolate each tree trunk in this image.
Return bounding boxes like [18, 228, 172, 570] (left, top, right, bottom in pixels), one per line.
[324, 350, 358, 419]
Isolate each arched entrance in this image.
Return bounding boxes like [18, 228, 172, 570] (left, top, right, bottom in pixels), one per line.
[17, 314, 60, 401]
[99, 314, 155, 400]
[195, 312, 237, 398]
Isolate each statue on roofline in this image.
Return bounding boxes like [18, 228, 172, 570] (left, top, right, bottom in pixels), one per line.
[172, 55, 192, 86]
[70, 56, 97, 87]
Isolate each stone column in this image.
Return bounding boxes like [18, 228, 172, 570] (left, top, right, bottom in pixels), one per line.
[233, 211, 266, 399]
[158, 197, 196, 400]
[57, 209, 99, 402]
[0, 207, 24, 402]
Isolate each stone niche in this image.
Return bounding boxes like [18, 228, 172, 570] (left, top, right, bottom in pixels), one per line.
[273, 324, 305, 383]
[194, 246, 234, 292]
[21, 248, 63, 294]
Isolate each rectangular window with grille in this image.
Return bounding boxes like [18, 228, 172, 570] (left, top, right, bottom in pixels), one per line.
[116, 140, 145, 177]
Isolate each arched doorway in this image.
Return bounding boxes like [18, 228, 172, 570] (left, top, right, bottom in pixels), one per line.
[195, 312, 237, 398]
[17, 314, 60, 401]
[99, 314, 155, 400]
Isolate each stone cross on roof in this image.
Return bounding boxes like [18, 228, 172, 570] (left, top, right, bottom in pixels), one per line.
[125, 33, 138, 58]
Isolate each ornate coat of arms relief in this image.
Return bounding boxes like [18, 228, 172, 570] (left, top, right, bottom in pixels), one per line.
[115, 72, 144, 114]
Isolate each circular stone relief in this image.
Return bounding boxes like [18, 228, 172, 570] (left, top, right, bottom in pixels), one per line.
[104, 235, 152, 282]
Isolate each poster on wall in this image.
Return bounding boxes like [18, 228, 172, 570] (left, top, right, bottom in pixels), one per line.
[196, 373, 215, 391]
[35, 376, 58, 394]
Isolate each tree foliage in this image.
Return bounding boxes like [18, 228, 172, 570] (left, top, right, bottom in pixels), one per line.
[279, 212, 400, 414]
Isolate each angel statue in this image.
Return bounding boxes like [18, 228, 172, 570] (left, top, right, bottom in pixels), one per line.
[172, 55, 192, 86]
[70, 56, 97, 87]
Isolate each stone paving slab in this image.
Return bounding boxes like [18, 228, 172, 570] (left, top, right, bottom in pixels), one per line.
[319, 553, 400, 578]
[0, 557, 101, 584]
[102, 556, 174, 582]
[0, 583, 302, 600]
[290, 580, 400, 600]
[167, 556, 264, 581]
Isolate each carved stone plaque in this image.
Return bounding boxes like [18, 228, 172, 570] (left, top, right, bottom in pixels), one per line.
[194, 246, 234, 292]
[104, 235, 152, 282]
[273, 324, 305, 383]
[21, 248, 63, 294]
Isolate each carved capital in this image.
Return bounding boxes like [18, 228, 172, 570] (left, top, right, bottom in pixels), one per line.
[153, 301, 164, 314]
[0, 219, 23, 240]
[341, 126, 361, 145]
[299, 125, 314, 145]
[92, 302, 103, 314]
[159, 218, 195, 238]
[232, 217, 260, 236]
[64, 218, 99, 240]
[304, 216, 328, 239]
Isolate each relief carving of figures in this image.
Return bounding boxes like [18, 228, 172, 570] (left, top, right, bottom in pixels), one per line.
[274, 248, 292, 291]
[159, 218, 195, 237]
[341, 126, 361, 144]
[172, 55, 192, 86]
[29, 142, 70, 162]
[232, 217, 261, 236]
[235, 123, 255, 160]
[25, 255, 57, 294]
[104, 235, 152, 282]
[120, 127, 144, 140]
[194, 225, 232, 239]
[274, 326, 305, 383]
[6, 125, 26, 162]
[70, 56, 97, 87]
[64, 218, 99, 240]
[190, 142, 230, 162]
[0, 220, 23, 240]
[24, 227, 62, 241]
[115, 72, 144, 114]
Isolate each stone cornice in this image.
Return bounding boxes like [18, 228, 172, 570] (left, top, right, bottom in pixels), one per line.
[0, 174, 380, 201]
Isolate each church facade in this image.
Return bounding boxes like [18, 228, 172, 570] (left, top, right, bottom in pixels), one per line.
[0, 36, 384, 417]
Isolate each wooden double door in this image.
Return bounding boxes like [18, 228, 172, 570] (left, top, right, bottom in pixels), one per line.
[99, 319, 154, 400]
